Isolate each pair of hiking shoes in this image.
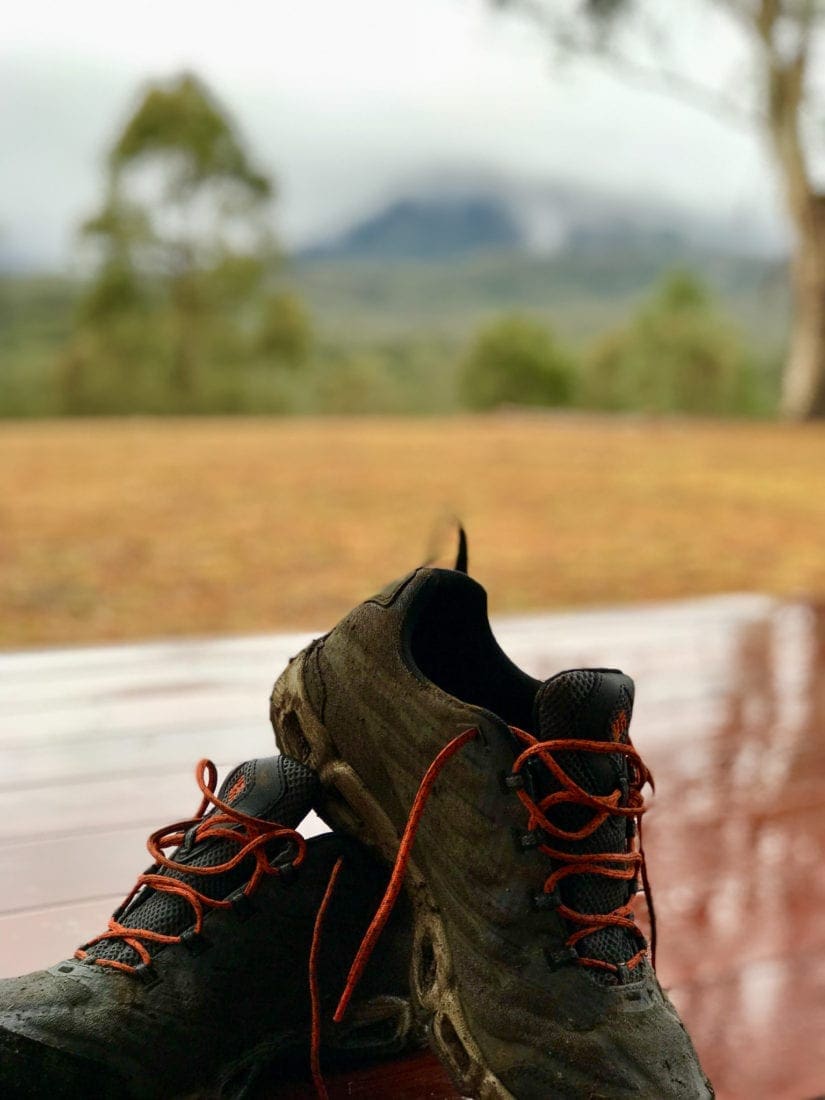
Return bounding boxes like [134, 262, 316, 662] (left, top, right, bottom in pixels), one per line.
[0, 547, 714, 1098]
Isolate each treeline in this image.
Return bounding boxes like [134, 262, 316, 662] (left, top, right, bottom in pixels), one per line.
[458, 271, 777, 417]
[0, 268, 778, 418]
[0, 71, 779, 420]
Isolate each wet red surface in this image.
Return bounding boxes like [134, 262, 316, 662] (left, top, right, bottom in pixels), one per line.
[2, 596, 824, 1099]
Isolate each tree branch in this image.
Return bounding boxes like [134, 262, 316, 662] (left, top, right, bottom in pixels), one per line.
[576, 39, 758, 125]
[497, 0, 759, 125]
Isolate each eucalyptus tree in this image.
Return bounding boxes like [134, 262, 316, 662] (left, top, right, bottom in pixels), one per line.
[75, 72, 300, 407]
[495, 0, 825, 418]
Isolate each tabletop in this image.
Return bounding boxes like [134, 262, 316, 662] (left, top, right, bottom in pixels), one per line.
[2, 594, 823, 1100]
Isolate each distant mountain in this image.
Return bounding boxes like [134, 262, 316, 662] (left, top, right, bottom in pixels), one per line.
[301, 195, 522, 261]
[299, 173, 783, 263]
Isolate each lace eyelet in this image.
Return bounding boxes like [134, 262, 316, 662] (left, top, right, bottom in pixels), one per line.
[179, 928, 210, 955]
[228, 889, 255, 921]
[276, 861, 299, 885]
[614, 962, 633, 984]
[513, 827, 542, 854]
[133, 962, 161, 987]
[532, 887, 561, 911]
[473, 725, 491, 752]
[544, 945, 578, 971]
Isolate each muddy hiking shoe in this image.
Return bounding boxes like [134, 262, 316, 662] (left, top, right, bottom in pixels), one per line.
[271, 546, 714, 1099]
[0, 755, 417, 1099]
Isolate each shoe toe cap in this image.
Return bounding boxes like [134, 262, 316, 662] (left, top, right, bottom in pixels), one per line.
[496, 995, 714, 1100]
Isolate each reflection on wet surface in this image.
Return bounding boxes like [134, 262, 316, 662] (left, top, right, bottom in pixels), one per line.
[640, 600, 825, 1100]
[284, 598, 825, 1100]
[1, 597, 823, 1099]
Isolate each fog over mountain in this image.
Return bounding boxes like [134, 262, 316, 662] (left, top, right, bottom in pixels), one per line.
[300, 171, 785, 264]
[2, 163, 783, 274]
[1, 0, 787, 273]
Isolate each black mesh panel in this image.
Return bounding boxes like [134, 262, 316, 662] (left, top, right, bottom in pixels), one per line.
[533, 671, 638, 978]
[87, 755, 317, 966]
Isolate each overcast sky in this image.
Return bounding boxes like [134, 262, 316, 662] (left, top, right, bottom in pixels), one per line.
[1, 0, 784, 269]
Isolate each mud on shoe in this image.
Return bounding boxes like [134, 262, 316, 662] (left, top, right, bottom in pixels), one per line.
[271, 557, 714, 1099]
[0, 755, 417, 1099]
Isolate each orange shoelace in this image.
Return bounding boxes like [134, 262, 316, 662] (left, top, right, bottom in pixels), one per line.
[336, 723, 655, 1021]
[309, 856, 345, 1100]
[509, 724, 655, 976]
[74, 759, 348, 1098]
[75, 758, 308, 975]
[75, 726, 654, 1098]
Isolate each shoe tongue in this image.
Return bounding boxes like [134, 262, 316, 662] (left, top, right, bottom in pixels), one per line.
[214, 755, 319, 824]
[530, 669, 638, 976]
[532, 667, 634, 771]
[87, 756, 318, 967]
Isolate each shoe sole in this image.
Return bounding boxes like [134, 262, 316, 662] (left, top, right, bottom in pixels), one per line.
[272, 648, 515, 1100]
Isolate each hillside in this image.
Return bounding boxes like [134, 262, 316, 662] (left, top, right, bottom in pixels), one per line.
[291, 243, 788, 350]
[1, 220, 790, 419]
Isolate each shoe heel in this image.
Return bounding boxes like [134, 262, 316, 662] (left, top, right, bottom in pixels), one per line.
[271, 647, 331, 768]
[272, 646, 515, 1100]
[271, 647, 405, 866]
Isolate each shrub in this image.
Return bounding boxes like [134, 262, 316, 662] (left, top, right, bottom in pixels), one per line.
[459, 314, 576, 410]
[313, 351, 403, 415]
[584, 271, 762, 415]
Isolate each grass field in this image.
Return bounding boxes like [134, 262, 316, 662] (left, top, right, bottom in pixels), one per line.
[2, 413, 824, 649]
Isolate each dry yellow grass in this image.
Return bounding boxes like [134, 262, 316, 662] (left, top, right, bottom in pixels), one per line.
[2, 413, 824, 649]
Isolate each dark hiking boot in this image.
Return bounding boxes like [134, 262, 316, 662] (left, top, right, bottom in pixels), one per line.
[271, 561, 714, 1099]
[0, 755, 417, 1099]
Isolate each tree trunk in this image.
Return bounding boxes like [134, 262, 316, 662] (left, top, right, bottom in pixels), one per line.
[754, 4, 825, 418]
[782, 205, 825, 419]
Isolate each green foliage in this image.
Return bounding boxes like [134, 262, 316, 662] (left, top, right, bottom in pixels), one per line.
[111, 73, 271, 200]
[459, 313, 576, 409]
[584, 271, 770, 415]
[0, 357, 60, 417]
[0, 256, 784, 420]
[258, 292, 313, 367]
[78, 262, 145, 325]
[0, 277, 78, 417]
[51, 70, 313, 414]
[313, 352, 400, 414]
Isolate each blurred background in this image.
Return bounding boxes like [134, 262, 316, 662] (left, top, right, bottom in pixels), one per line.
[2, 0, 824, 647]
